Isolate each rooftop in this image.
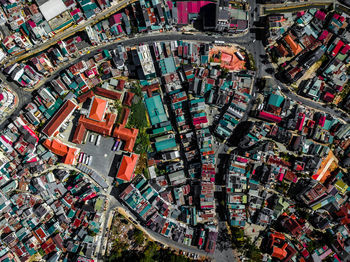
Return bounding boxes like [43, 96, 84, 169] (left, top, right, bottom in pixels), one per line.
[116, 154, 139, 183]
[88, 96, 108, 122]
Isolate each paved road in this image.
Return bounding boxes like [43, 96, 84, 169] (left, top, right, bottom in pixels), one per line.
[0, 30, 255, 130]
[0, 72, 32, 128]
[241, 0, 350, 123]
[98, 194, 214, 260]
[0, 1, 348, 259]
[2, 0, 138, 68]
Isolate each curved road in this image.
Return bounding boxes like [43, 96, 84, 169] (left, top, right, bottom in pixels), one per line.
[2, 29, 348, 129]
[2, 0, 138, 68]
[0, 1, 348, 259]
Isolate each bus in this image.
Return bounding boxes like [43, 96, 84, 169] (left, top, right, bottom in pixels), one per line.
[112, 140, 120, 151]
[88, 156, 93, 166]
[79, 153, 84, 163]
[235, 51, 245, 61]
[96, 135, 101, 146]
[84, 154, 90, 165]
[214, 40, 225, 45]
[117, 140, 124, 151]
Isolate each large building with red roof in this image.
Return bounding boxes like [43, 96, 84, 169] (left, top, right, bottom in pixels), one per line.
[42, 99, 78, 137]
[72, 95, 117, 143]
[72, 95, 138, 152]
[116, 153, 139, 183]
[43, 139, 78, 165]
[72, 113, 117, 144]
[267, 232, 297, 262]
[87, 96, 108, 122]
[113, 124, 138, 152]
[94, 86, 122, 100]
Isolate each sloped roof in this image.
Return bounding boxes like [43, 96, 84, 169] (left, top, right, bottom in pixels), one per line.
[72, 122, 86, 144]
[116, 154, 139, 182]
[88, 96, 107, 122]
[284, 34, 303, 55]
[145, 95, 168, 126]
[43, 139, 68, 156]
[113, 124, 138, 152]
[268, 94, 285, 107]
[38, 0, 67, 21]
[43, 139, 77, 165]
[123, 92, 134, 107]
[95, 86, 122, 100]
[42, 99, 77, 137]
[272, 246, 287, 260]
[64, 147, 77, 165]
[78, 113, 117, 137]
[77, 90, 94, 104]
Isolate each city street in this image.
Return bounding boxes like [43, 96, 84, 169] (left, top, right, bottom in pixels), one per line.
[1, 1, 349, 261]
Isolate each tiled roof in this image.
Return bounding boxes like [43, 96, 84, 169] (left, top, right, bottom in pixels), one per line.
[88, 96, 107, 122]
[43, 139, 68, 156]
[43, 139, 77, 165]
[120, 107, 130, 126]
[64, 147, 78, 165]
[284, 34, 303, 55]
[95, 86, 122, 100]
[72, 122, 86, 144]
[77, 90, 94, 103]
[116, 154, 138, 182]
[77, 113, 117, 137]
[113, 124, 138, 152]
[42, 99, 77, 137]
[123, 92, 134, 107]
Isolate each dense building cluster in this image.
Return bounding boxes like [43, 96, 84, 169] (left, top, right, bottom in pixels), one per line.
[0, 0, 249, 64]
[0, 0, 350, 261]
[267, 9, 350, 108]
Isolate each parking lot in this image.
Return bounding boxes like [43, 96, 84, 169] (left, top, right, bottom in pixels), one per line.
[77, 132, 122, 184]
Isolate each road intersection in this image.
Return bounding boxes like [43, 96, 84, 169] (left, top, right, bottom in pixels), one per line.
[1, 1, 349, 260]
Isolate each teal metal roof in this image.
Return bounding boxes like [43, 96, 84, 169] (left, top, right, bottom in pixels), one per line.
[155, 138, 176, 152]
[268, 94, 284, 107]
[145, 95, 168, 126]
[164, 57, 176, 73]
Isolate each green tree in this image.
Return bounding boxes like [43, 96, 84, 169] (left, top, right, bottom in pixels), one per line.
[134, 229, 145, 246]
[140, 242, 158, 262]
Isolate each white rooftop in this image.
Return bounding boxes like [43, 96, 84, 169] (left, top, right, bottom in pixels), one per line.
[38, 0, 67, 21]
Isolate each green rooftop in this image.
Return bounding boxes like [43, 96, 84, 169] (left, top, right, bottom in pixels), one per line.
[145, 95, 168, 126]
[268, 94, 285, 107]
[155, 138, 177, 152]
